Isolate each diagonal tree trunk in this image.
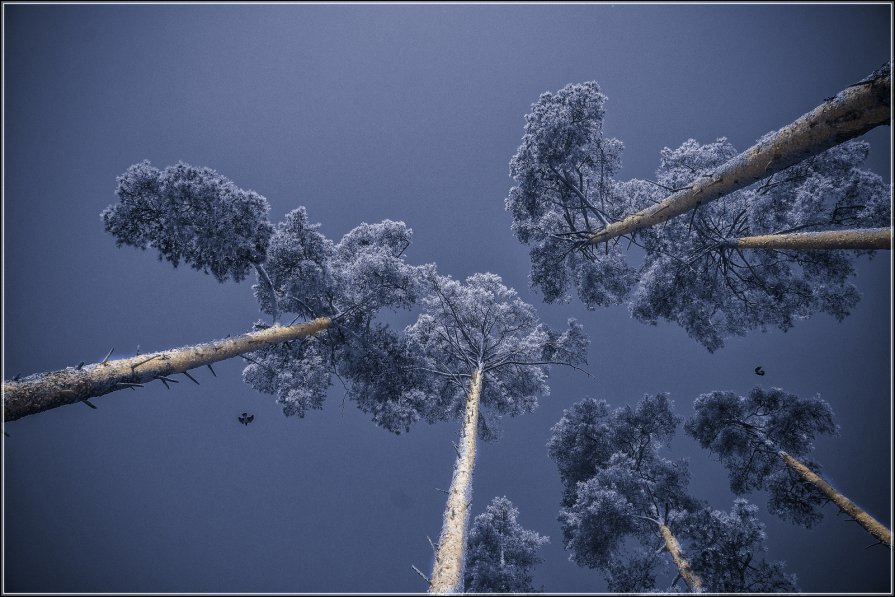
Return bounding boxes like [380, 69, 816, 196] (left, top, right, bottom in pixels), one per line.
[3, 317, 332, 422]
[659, 523, 703, 592]
[779, 451, 891, 547]
[724, 227, 891, 250]
[429, 368, 483, 594]
[589, 66, 891, 245]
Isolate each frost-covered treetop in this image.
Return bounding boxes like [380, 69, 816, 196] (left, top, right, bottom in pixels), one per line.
[507, 81, 891, 352]
[242, 211, 435, 429]
[506, 81, 634, 310]
[684, 499, 798, 593]
[252, 206, 333, 320]
[507, 81, 626, 244]
[100, 160, 438, 433]
[549, 395, 798, 592]
[253, 207, 430, 324]
[464, 496, 550, 594]
[103, 161, 273, 282]
[547, 393, 679, 501]
[549, 394, 697, 579]
[685, 386, 838, 526]
[629, 138, 890, 351]
[104, 161, 430, 324]
[686, 386, 837, 463]
[405, 272, 588, 436]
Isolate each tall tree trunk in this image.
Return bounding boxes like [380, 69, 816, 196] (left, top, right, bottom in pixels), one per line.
[589, 66, 891, 245]
[779, 451, 891, 547]
[3, 317, 332, 422]
[429, 368, 483, 594]
[725, 227, 891, 250]
[659, 524, 703, 591]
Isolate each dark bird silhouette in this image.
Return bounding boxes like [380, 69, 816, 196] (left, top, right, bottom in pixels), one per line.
[238, 412, 255, 426]
[754, 366, 765, 376]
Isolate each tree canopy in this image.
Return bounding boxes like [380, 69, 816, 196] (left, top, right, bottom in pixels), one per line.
[102, 161, 274, 283]
[405, 272, 589, 438]
[464, 496, 550, 593]
[507, 82, 891, 351]
[549, 393, 797, 592]
[685, 386, 837, 527]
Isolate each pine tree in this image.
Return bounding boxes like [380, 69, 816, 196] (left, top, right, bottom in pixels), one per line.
[463, 496, 549, 593]
[686, 386, 891, 547]
[4, 162, 432, 423]
[507, 75, 891, 351]
[405, 272, 588, 594]
[549, 393, 797, 592]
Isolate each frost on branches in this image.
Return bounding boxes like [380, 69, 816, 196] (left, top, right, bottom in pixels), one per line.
[683, 500, 798, 593]
[507, 82, 891, 351]
[686, 386, 838, 527]
[548, 393, 796, 592]
[506, 81, 636, 309]
[464, 496, 549, 593]
[405, 272, 589, 436]
[409, 272, 588, 594]
[241, 211, 435, 430]
[629, 138, 890, 352]
[102, 161, 273, 283]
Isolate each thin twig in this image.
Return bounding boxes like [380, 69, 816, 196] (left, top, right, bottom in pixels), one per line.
[182, 370, 200, 385]
[410, 565, 430, 584]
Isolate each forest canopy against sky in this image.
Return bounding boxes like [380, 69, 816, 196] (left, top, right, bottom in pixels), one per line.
[3, 3, 892, 594]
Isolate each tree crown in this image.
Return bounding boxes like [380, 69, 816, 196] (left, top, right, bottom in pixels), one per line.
[507, 81, 891, 351]
[464, 496, 549, 593]
[103, 161, 273, 283]
[405, 272, 589, 437]
[685, 386, 838, 526]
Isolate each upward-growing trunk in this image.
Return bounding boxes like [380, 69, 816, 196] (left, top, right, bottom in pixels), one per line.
[659, 524, 703, 592]
[779, 450, 892, 547]
[589, 66, 891, 245]
[429, 368, 483, 595]
[2, 317, 332, 422]
[725, 227, 891, 251]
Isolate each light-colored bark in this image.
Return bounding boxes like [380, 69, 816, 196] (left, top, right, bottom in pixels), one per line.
[726, 227, 891, 250]
[429, 368, 483, 595]
[3, 317, 332, 422]
[660, 524, 703, 592]
[590, 68, 891, 245]
[779, 450, 891, 547]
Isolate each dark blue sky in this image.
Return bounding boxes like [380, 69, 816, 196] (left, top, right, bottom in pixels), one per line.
[3, 4, 891, 593]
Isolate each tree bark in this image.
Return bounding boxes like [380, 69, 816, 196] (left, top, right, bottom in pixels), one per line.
[429, 368, 483, 594]
[725, 227, 891, 250]
[659, 524, 703, 591]
[3, 317, 332, 422]
[779, 451, 891, 547]
[589, 66, 891, 245]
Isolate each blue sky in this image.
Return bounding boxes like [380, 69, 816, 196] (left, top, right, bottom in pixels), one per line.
[3, 3, 892, 593]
